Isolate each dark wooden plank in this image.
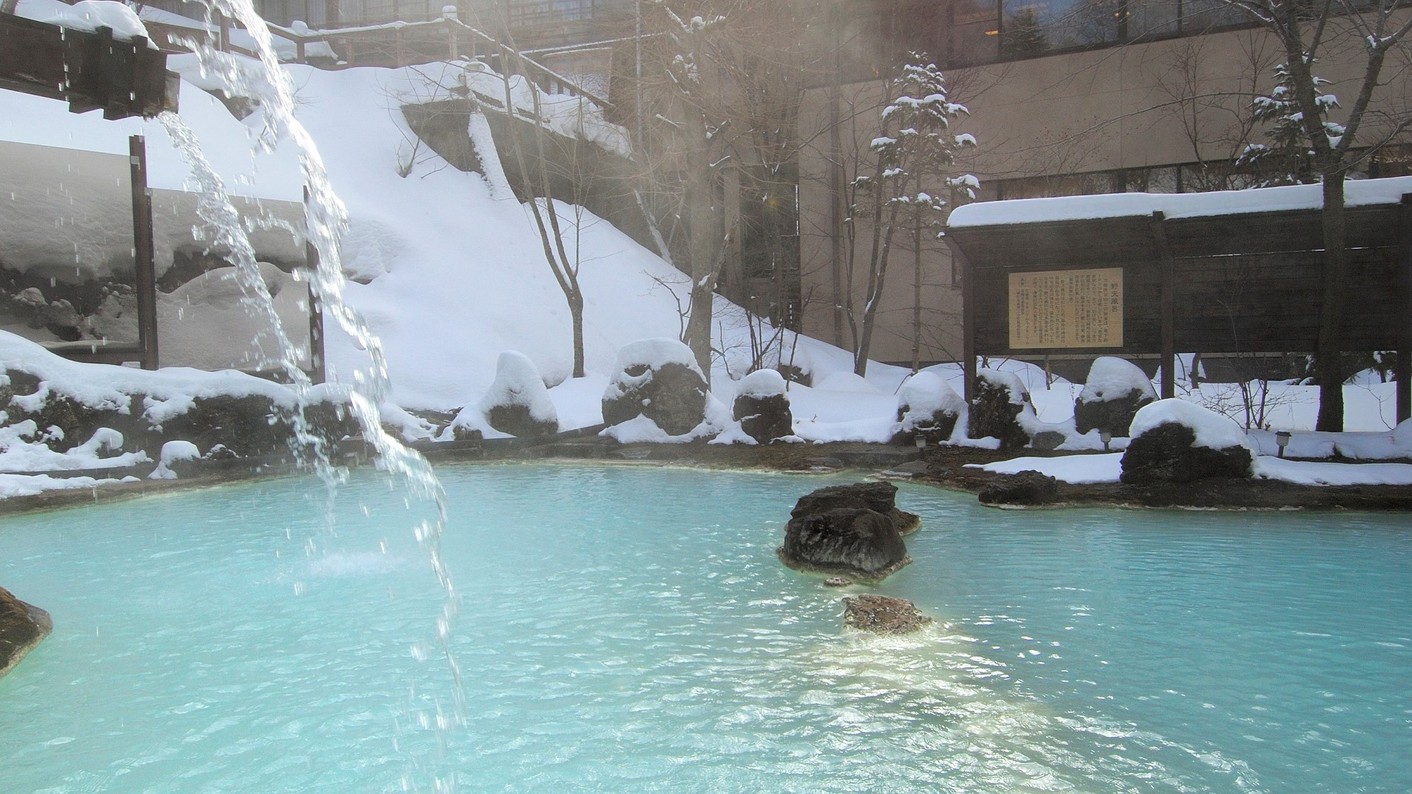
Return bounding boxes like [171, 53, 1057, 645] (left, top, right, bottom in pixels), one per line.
[129, 135, 158, 370]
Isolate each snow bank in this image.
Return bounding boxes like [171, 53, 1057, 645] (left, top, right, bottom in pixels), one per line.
[974, 453, 1123, 484]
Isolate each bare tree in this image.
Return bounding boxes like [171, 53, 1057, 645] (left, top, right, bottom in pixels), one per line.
[1222, 0, 1412, 431]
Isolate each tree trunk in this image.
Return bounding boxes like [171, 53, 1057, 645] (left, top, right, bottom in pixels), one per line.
[911, 210, 922, 372]
[683, 144, 719, 382]
[1314, 174, 1348, 431]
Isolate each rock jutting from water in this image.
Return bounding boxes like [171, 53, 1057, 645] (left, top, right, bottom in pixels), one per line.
[778, 482, 917, 583]
[0, 586, 52, 679]
[842, 594, 934, 635]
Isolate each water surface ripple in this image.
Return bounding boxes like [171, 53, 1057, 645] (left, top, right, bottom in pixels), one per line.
[1, 465, 1407, 792]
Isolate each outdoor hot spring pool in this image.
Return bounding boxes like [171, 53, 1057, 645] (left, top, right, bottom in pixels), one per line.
[1, 464, 1408, 792]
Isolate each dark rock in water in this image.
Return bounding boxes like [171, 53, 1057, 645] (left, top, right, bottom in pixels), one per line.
[734, 392, 793, 444]
[1121, 423, 1253, 485]
[842, 594, 933, 635]
[778, 507, 910, 582]
[0, 586, 52, 679]
[603, 361, 708, 437]
[968, 369, 1034, 450]
[790, 481, 920, 535]
[824, 576, 852, 587]
[979, 470, 1060, 506]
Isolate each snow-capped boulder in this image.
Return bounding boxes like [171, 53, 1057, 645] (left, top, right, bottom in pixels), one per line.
[601, 339, 709, 437]
[894, 371, 963, 444]
[0, 586, 51, 680]
[789, 480, 920, 535]
[967, 368, 1037, 450]
[478, 351, 558, 438]
[732, 369, 793, 444]
[1120, 399, 1254, 484]
[1073, 357, 1156, 437]
[149, 439, 202, 479]
[842, 594, 934, 635]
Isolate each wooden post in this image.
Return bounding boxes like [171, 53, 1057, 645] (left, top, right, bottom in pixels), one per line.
[945, 236, 976, 403]
[304, 187, 327, 384]
[1396, 194, 1411, 423]
[129, 135, 159, 370]
[1150, 211, 1175, 399]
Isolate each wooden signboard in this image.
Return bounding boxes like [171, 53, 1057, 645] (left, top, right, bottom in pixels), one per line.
[1008, 267, 1123, 349]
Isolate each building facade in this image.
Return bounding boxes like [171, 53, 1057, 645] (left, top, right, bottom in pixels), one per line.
[796, 2, 1412, 368]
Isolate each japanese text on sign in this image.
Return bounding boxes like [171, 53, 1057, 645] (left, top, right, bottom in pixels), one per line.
[1008, 268, 1123, 349]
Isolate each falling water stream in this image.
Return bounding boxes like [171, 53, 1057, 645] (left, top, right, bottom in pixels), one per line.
[157, 3, 464, 787]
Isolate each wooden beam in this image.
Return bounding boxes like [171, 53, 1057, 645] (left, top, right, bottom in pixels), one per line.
[1397, 194, 1412, 423]
[129, 135, 159, 370]
[946, 235, 977, 403]
[1149, 211, 1176, 399]
[0, 13, 177, 118]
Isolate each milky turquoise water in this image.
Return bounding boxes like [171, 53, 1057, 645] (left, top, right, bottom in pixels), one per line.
[1, 464, 1408, 792]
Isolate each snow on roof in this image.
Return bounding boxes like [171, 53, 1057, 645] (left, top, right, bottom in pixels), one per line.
[1130, 398, 1252, 451]
[948, 176, 1412, 229]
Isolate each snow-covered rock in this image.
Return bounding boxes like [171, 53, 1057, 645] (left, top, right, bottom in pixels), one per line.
[731, 369, 792, 444]
[1121, 399, 1254, 484]
[967, 368, 1037, 450]
[478, 351, 558, 438]
[895, 371, 963, 443]
[601, 339, 710, 438]
[1074, 356, 1156, 437]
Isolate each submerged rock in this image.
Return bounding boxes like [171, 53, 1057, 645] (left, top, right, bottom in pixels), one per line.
[842, 594, 933, 635]
[0, 586, 52, 679]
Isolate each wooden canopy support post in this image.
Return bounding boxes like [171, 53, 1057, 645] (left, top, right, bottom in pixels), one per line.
[304, 187, 327, 384]
[945, 235, 977, 403]
[1150, 211, 1176, 399]
[129, 135, 158, 370]
[1397, 194, 1411, 423]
